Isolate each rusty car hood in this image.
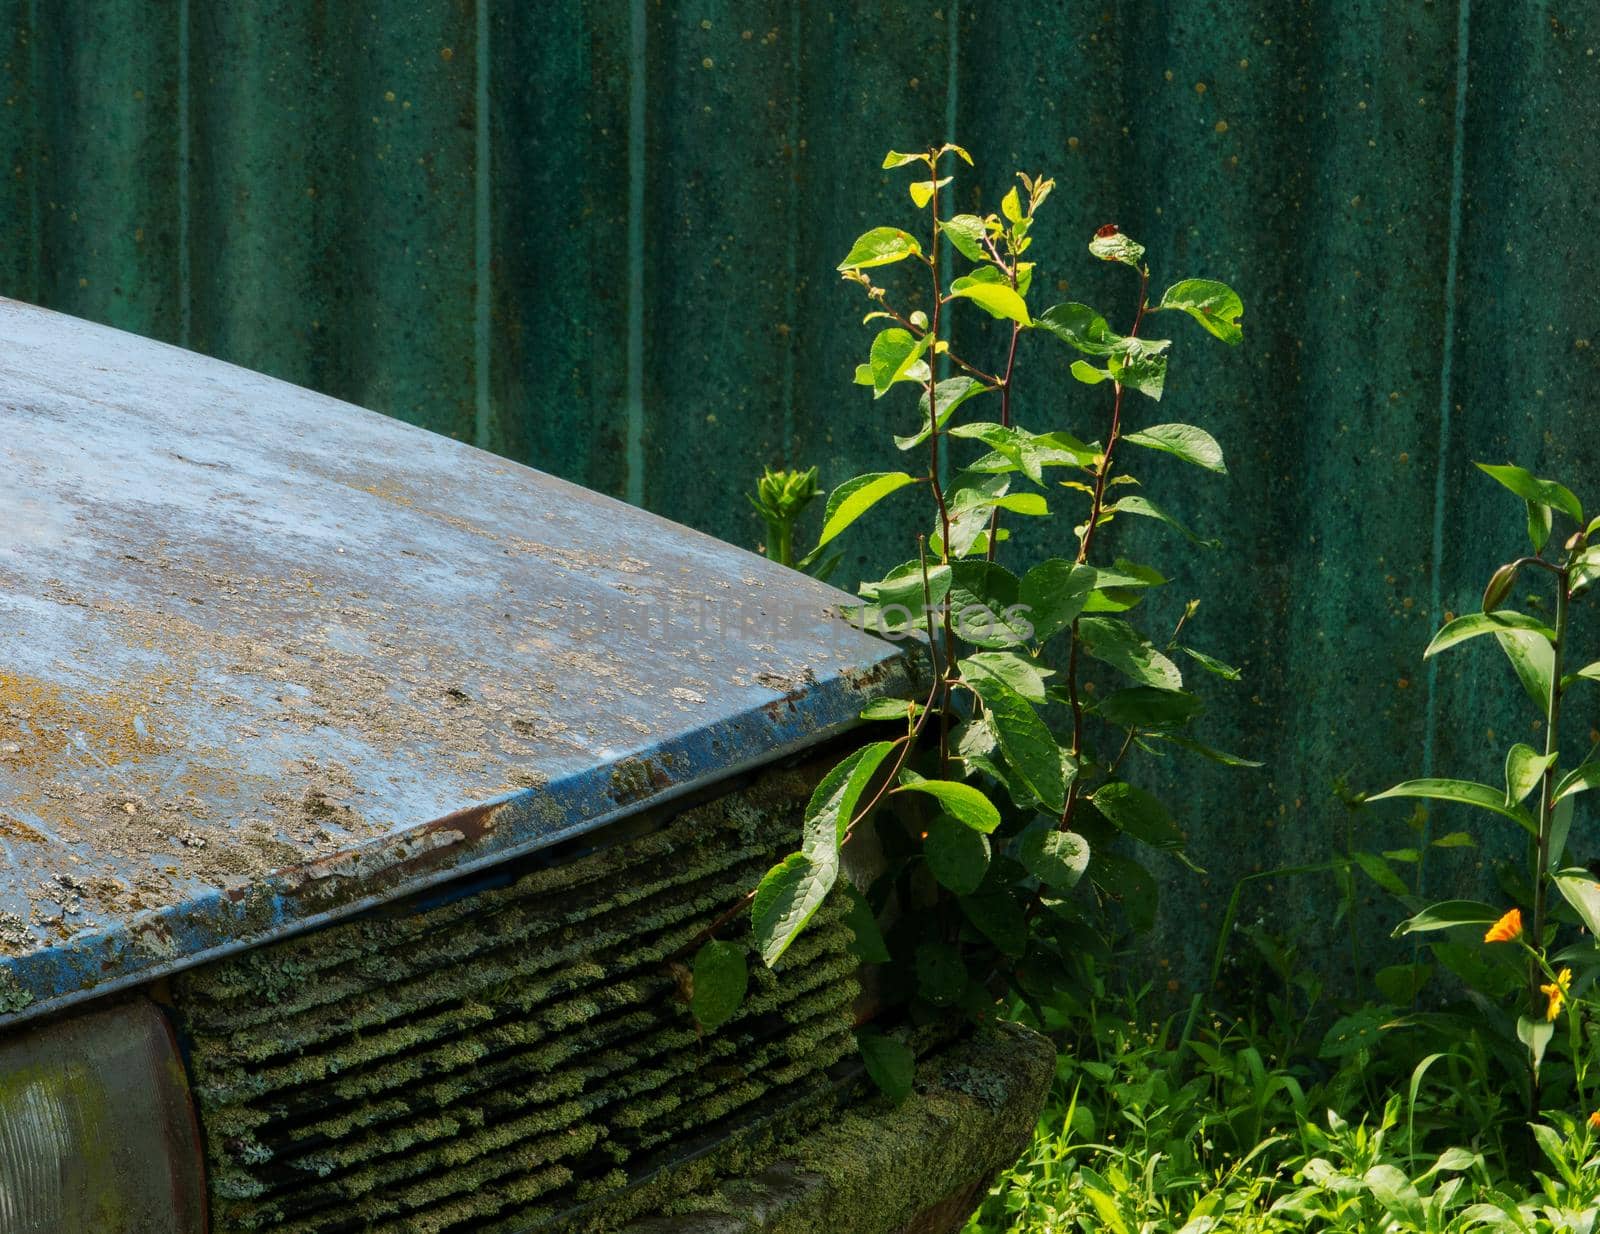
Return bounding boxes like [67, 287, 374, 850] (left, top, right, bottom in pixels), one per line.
[0, 299, 912, 1026]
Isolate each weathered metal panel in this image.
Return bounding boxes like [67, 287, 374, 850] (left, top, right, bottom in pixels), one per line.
[0, 300, 912, 1026]
[2, 0, 1598, 985]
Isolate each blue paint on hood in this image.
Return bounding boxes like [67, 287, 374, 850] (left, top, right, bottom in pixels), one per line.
[0, 299, 913, 1027]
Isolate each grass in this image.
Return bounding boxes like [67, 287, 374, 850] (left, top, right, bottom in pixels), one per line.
[963, 974, 1600, 1233]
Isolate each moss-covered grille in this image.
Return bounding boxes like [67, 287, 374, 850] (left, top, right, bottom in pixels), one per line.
[170, 764, 856, 1234]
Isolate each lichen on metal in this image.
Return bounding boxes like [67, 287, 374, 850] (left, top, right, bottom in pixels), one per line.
[170, 760, 860, 1233]
[0, 299, 913, 1026]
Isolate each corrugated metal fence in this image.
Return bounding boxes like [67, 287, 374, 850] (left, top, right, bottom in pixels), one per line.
[5, 0, 1600, 982]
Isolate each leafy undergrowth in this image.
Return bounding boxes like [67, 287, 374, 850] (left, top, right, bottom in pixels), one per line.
[966, 982, 1600, 1233]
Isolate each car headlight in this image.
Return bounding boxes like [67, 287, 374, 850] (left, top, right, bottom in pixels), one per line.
[0, 999, 206, 1233]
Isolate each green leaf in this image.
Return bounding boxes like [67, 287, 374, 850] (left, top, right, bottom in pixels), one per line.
[1374, 962, 1433, 1004]
[1554, 870, 1600, 938]
[1476, 462, 1583, 524]
[959, 651, 1053, 704]
[690, 940, 748, 1031]
[1570, 660, 1600, 686]
[1423, 610, 1556, 658]
[857, 1030, 915, 1104]
[895, 376, 992, 450]
[1107, 341, 1168, 401]
[948, 276, 1030, 325]
[1556, 759, 1600, 801]
[962, 426, 1096, 480]
[1088, 228, 1146, 268]
[1153, 278, 1244, 345]
[1518, 1015, 1554, 1077]
[1181, 646, 1241, 681]
[1498, 628, 1556, 712]
[1505, 743, 1556, 806]
[859, 560, 950, 622]
[881, 150, 928, 169]
[858, 697, 922, 724]
[802, 741, 897, 860]
[942, 213, 989, 262]
[1151, 732, 1263, 767]
[1035, 303, 1122, 355]
[1352, 850, 1411, 897]
[1019, 559, 1096, 642]
[948, 421, 1054, 483]
[868, 328, 932, 397]
[1122, 423, 1227, 474]
[1391, 900, 1500, 937]
[1367, 779, 1536, 836]
[956, 263, 1033, 295]
[946, 561, 1033, 648]
[1528, 500, 1553, 552]
[962, 660, 1067, 814]
[1088, 850, 1158, 931]
[842, 883, 890, 963]
[751, 852, 836, 967]
[1092, 781, 1184, 849]
[1430, 831, 1477, 849]
[812, 472, 917, 553]
[1019, 824, 1089, 892]
[1070, 360, 1112, 385]
[1364, 1164, 1424, 1226]
[1572, 546, 1600, 595]
[838, 226, 923, 271]
[916, 940, 968, 1005]
[1082, 560, 1167, 613]
[894, 773, 1001, 833]
[909, 175, 952, 208]
[1001, 186, 1023, 223]
[1076, 617, 1184, 690]
[1109, 494, 1219, 548]
[959, 888, 1028, 956]
[923, 812, 991, 895]
[1096, 686, 1203, 729]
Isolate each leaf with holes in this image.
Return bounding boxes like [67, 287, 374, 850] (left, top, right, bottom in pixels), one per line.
[1154, 279, 1244, 345]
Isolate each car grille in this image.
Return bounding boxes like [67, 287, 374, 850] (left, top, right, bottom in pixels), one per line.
[170, 762, 856, 1233]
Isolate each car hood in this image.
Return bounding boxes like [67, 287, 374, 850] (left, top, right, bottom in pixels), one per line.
[0, 299, 911, 1028]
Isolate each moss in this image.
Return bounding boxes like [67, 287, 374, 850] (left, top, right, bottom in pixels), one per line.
[606, 1023, 1056, 1234]
[178, 757, 880, 1233]
[0, 965, 34, 1015]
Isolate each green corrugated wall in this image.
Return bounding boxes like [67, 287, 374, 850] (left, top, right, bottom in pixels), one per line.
[5, 0, 1600, 989]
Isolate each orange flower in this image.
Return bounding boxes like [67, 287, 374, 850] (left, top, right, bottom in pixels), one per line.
[1542, 968, 1573, 1022]
[1484, 908, 1523, 944]
[1588, 1111, 1600, 1131]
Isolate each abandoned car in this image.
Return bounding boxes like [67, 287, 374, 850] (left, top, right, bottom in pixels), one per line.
[0, 299, 1050, 1233]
